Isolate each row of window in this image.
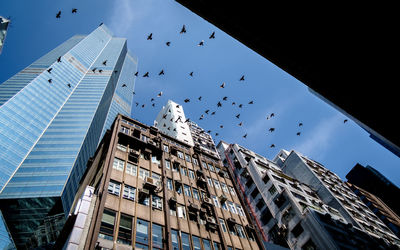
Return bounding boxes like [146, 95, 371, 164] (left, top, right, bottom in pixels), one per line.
[113, 157, 161, 181]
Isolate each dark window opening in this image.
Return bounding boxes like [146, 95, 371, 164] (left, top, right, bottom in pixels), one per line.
[292, 222, 304, 238]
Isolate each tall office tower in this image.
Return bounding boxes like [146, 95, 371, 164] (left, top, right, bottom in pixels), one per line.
[154, 99, 194, 146]
[56, 114, 264, 250]
[0, 16, 10, 54]
[346, 163, 400, 216]
[273, 150, 400, 247]
[0, 25, 137, 248]
[346, 182, 400, 238]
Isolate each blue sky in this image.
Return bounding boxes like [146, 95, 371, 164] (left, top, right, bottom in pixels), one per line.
[1, 0, 399, 187]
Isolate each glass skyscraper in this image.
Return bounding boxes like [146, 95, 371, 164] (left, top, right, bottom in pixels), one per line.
[0, 24, 137, 248]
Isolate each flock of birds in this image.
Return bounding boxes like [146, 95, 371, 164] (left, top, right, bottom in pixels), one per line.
[53, 9, 349, 151]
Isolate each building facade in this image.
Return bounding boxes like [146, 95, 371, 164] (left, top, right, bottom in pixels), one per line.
[217, 141, 400, 249]
[58, 114, 264, 249]
[0, 24, 137, 248]
[0, 16, 10, 54]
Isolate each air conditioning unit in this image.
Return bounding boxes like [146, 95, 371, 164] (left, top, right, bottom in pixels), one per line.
[227, 217, 236, 225]
[148, 140, 158, 147]
[130, 149, 140, 156]
[143, 177, 158, 190]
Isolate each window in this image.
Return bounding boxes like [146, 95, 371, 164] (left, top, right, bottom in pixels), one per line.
[193, 158, 199, 165]
[213, 179, 220, 189]
[256, 199, 266, 210]
[152, 155, 161, 165]
[170, 206, 177, 216]
[192, 188, 200, 200]
[221, 182, 229, 193]
[136, 219, 149, 249]
[208, 163, 215, 172]
[207, 177, 213, 187]
[141, 135, 149, 143]
[176, 182, 182, 194]
[268, 185, 277, 195]
[126, 163, 137, 176]
[262, 174, 270, 183]
[222, 202, 229, 211]
[188, 169, 195, 179]
[121, 126, 130, 134]
[113, 158, 124, 171]
[202, 239, 212, 250]
[202, 161, 208, 169]
[251, 188, 260, 199]
[229, 186, 236, 196]
[139, 167, 150, 180]
[192, 236, 201, 250]
[261, 207, 273, 225]
[228, 202, 237, 214]
[177, 151, 184, 159]
[117, 144, 127, 152]
[163, 144, 169, 153]
[123, 185, 136, 201]
[236, 204, 245, 216]
[236, 225, 246, 238]
[108, 180, 121, 196]
[219, 218, 227, 232]
[152, 224, 163, 249]
[165, 160, 171, 170]
[184, 185, 192, 197]
[292, 222, 304, 238]
[138, 190, 150, 206]
[171, 229, 180, 250]
[181, 167, 188, 177]
[177, 205, 187, 219]
[152, 172, 161, 184]
[117, 214, 132, 245]
[185, 154, 191, 163]
[212, 195, 220, 208]
[167, 178, 173, 190]
[99, 209, 116, 241]
[228, 222, 237, 236]
[152, 195, 163, 210]
[181, 232, 191, 250]
[213, 242, 221, 250]
[172, 162, 179, 172]
[215, 167, 221, 173]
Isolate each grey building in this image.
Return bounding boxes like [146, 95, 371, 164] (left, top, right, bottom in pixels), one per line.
[217, 141, 400, 249]
[0, 16, 10, 54]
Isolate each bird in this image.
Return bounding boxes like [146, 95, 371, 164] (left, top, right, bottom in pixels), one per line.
[248, 100, 254, 104]
[209, 31, 215, 39]
[198, 40, 204, 46]
[134, 71, 139, 76]
[240, 75, 245, 81]
[56, 11, 61, 18]
[98, 69, 103, 73]
[147, 33, 153, 40]
[299, 122, 303, 127]
[270, 113, 275, 118]
[114, 70, 118, 74]
[122, 84, 127, 87]
[166, 41, 171, 46]
[270, 144, 275, 148]
[135, 102, 139, 107]
[67, 83, 71, 88]
[217, 101, 222, 107]
[57, 56, 62, 62]
[175, 105, 180, 108]
[236, 114, 240, 119]
[150, 98, 154, 102]
[220, 82, 225, 88]
[152, 103, 155, 107]
[180, 25, 186, 34]
[269, 128, 275, 132]
[344, 119, 348, 123]
[92, 68, 97, 73]
[47, 68, 52, 74]
[207, 130, 211, 133]
[238, 122, 243, 126]
[189, 72, 194, 77]
[185, 118, 190, 123]
[232, 102, 236, 105]
[222, 96, 228, 101]
[198, 96, 202, 101]
[239, 104, 243, 108]
[48, 79, 52, 83]
[157, 91, 163, 97]
[141, 104, 145, 108]
[296, 132, 301, 136]
[99, 22, 103, 26]
[72, 8, 77, 13]
[215, 133, 219, 136]
[184, 98, 190, 103]
[159, 70, 164, 75]
[211, 111, 216, 115]
[143, 72, 149, 77]
[243, 133, 247, 138]
[220, 125, 224, 128]
[205, 110, 210, 114]
[102, 60, 107, 66]
[162, 114, 167, 119]
[132, 91, 136, 95]
[199, 115, 204, 120]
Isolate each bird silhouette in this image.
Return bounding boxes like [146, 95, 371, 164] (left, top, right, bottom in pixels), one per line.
[157, 91, 163, 97]
[248, 101, 254, 104]
[102, 60, 107, 66]
[166, 41, 171, 46]
[243, 133, 247, 138]
[141, 104, 145, 108]
[114, 70, 118, 74]
[143, 72, 149, 77]
[236, 114, 240, 119]
[211, 111, 216, 115]
[47, 68, 52, 74]
[240, 75, 245, 81]
[205, 110, 210, 114]
[67, 83, 71, 88]
[238, 122, 243, 126]
[72, 8, 77, 13]
[220, 125, 224, 128]
[296, 132, 301, 136]
[209, 31, 215, 39]
[270, 144, 275, 148]
[135, 102, 139, 107]
[220, 82, 225, 88]
[159, 70, 164, 75]
[122, 84, 127, 87]
[57, 56, 61, 62]
[162, 114, 167, 119]
[147, 33, 153, 40]
[189, 72, 193, 77]
[132, 91, 136, 95]
[152, 103, 155, 107]
[134, 71, 139, 76]
[198, 96, 202, 101]
[215, 133, 219, 136]
[217, 101, 222, 107]
[92, 68, 97, 73]
[269, 128, 275, 132]
[184, 98, 190, 103]
[232, 102, 236, 105]
[180, 25, 186, 34]
[185, 118, 190, 123]
[299, 123, 303, 127]
[199, 115, 204, 120]
[344, 119, 348, 123]
[198, 40, 204, 46]
[151, 98, 154, 102]
[239, 104, 243, 108]
[56, 11, 61, 18]
[222, 96, 228, 101]
[270, 113, 275, 118]
[48, 79, 52, 83]
[98, 69, 103, 73]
